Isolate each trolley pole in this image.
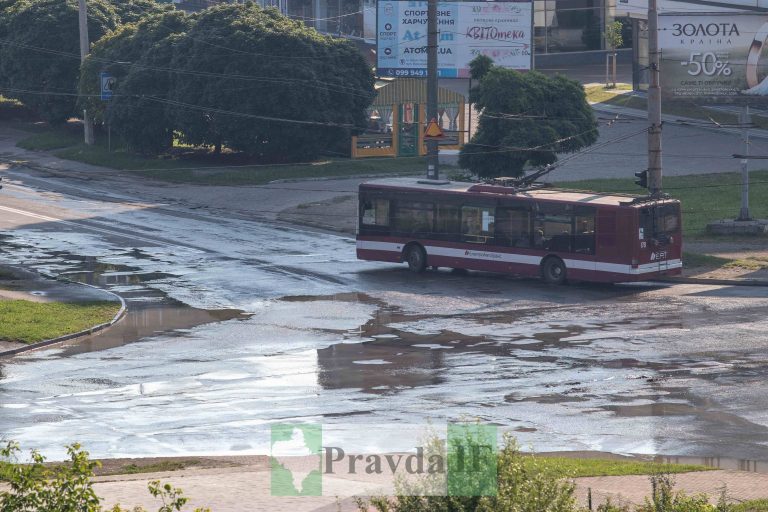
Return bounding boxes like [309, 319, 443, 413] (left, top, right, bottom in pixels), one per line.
[738, 105, 751, 221]
[647, 0, 662, 195]
[426, 0, 440, 180]
[78, 0, 95, 145]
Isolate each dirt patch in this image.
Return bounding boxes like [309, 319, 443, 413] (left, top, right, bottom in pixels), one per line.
[683, 240, 768, 281]
[93, 455, 260, 477]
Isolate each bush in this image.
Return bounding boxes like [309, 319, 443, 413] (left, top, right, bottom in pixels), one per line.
[358, 434, 576, 512]
[0, 442, 209, 512]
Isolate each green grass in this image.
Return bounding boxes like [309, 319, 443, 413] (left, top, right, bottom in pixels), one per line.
[532, 456, 712, 478]
[54, 143, 427, 185]
[585, 84, 768, 130]
[12, 121, 428, 185]
[732, 499, 768, 511]
[682, 252, 732, 269]
[560, 170, 768, 239]
[0, 300, 120, 344]
[17, 130, 83, 151]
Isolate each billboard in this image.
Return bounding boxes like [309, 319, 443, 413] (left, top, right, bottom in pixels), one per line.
[376, 1, 533, 79]
[618, 0, 768, 19]
[660, 12, 768, 102]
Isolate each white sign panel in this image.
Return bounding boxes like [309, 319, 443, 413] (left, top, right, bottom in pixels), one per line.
[660, 13, 768, 101]
[377, 1, 533, 78]
[618, 0, 768, 18]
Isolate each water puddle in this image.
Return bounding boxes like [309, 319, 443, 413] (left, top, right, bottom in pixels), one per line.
[0, 245, 247, 356]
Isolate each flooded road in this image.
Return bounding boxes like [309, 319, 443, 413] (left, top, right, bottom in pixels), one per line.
[2, 169, 768, 462]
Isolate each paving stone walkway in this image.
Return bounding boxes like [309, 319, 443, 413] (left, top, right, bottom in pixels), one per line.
[72, 467, 768, 511]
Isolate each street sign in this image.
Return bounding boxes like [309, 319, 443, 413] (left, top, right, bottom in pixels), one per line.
[100, 72, 116, 101]
[424, 118, 444, 139]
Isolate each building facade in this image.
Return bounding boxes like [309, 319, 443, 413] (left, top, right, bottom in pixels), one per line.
[174, 0, 618, 54]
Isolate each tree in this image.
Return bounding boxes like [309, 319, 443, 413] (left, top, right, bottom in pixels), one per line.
[604, 20, 624, 88]
[459, 58, 598, 178]
[111, 0, 171, 25]
[0, 0, 120, 124]
[168, 3, 375, 161]
[0, 0, 167, 125]
[79, 10, 192, 154]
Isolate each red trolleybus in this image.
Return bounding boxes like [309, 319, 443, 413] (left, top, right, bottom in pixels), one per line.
[356, 178, 682, 284]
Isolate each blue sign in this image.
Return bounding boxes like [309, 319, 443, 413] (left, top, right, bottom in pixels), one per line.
[100, 72, 116, 101]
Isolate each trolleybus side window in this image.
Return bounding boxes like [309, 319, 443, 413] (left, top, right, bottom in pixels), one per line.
[574, 207, 596, 255]
[461, 206, 494, 244]
[532, 204, 596, 254]
[393, 201, 435, 236]
[435, 203, 461, 240]
[496, 207, 532, 248]
[361, 198, 390, 227]
[534, 203, 573, 252]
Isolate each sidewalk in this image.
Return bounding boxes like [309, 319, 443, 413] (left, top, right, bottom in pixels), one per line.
[573, 470, 768, 508]
[50, 465, 768, 511]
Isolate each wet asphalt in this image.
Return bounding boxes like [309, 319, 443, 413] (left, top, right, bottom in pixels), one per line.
[1, 168, 768, 463]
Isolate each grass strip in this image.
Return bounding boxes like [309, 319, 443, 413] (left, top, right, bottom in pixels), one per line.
[585, 84, 768, 130]
[559, 170, 768, 239]
[532, 456, 713, 478]
[0, 300, 120, 344]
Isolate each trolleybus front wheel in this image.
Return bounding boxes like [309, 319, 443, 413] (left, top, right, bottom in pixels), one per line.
[541, 257, 567, 285]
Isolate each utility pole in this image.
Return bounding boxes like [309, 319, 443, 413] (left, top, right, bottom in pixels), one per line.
[78, 0, 95, 145]
[738, 106, 751, 220]
[425, 0, 439, 180]
[647, 0, 662, 195]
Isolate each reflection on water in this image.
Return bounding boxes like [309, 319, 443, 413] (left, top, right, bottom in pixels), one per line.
[58, 303, 244, 356]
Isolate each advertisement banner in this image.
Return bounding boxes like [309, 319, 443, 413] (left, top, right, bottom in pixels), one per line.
[376, 0, 533, 79]
[660, 12, 768, 102]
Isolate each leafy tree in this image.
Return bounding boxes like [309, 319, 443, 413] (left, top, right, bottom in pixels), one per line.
[604, 20, 625, 88]
[79, 10, 192, 154]
[359, 434, 576, 512]
[0, 0, 120, 124]
[169, 3, 375, 161]
[111, 0, 171, 25]
[459, 58, 598, 178]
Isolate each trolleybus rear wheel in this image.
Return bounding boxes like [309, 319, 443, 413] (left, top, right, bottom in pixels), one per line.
[405, 244, 427, 273]
[542, 257, 567, 285]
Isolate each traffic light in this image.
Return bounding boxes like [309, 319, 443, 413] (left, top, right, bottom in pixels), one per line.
[634, 170, 648, 189]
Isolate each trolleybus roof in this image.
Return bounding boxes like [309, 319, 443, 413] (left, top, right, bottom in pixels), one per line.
[361, 177, 677, 207]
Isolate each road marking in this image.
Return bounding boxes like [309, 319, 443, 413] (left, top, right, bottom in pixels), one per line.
[0, 204, 186, 249]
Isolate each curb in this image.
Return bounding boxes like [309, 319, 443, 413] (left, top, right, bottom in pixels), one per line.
[0, 274, 127, 358]
[660, 276, 768, 287]
[7, 159, 422, 187]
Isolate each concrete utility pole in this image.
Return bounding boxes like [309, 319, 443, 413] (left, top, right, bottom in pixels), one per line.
[647, 0, 662, 195]
[78, 0, 95, 145]
[738, 106, 751, 220]
[426, 0, 439, 180]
